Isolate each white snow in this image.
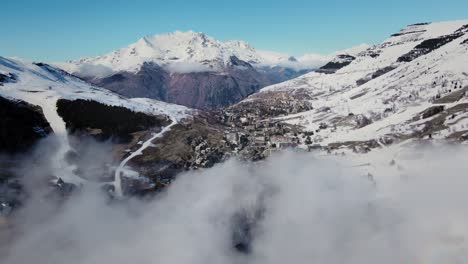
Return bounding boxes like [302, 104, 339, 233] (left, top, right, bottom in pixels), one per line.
[0, 56, 192, 184]
[113, 117, 178, 197]
[248, 19, 468, 145]
[56, 31, 370, 77]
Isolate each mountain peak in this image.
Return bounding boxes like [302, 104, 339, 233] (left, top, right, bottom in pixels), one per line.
[62, 31, 330, 77]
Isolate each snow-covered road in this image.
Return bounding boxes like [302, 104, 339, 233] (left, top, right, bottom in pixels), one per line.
[113, 118, 177, 197]
[40, 97, 87, 185]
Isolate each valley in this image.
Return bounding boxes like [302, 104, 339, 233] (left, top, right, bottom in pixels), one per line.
[1, 17, 468, 263]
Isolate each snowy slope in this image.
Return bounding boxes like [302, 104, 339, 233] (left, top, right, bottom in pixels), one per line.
[0, 57, 190, 120]
[57, 31, 365, 77]
[243, 20, 468, 146]
[0, 56, 191, 185]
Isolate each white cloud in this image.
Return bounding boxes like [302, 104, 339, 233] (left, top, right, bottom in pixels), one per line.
[75, 63, 116, 78]
[3, 143, 468, 263]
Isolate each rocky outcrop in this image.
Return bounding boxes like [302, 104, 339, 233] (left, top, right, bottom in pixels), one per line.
[84, 58, 307, 109]
[356, 66, 396, 86]
[421, 105, 445, 119]
[0, 73, 17, 86]
[397, 32, 464, 62]
[0, 96, 52, 154]
[316, 54, 356, 74]
[168, 64, 270, 109]
[88, 62, 170, 100]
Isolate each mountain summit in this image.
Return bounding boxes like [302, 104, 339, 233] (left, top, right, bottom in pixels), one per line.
[61, 31, 332, 76]
[57, 31, 367, 109]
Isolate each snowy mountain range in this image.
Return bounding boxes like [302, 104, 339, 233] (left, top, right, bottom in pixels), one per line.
[59, 31, 361, 76]
[2, 17, 468, 263]
[57, 31, 368, 109]
[234, 19, 468, 148]
[1, 19, 467, 200]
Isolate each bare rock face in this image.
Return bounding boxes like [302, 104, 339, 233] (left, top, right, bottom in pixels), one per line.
[85, 57, 303, 109]
[0, 72, 17, 86]
[88, 62, 170, 100]
[168, 65, 270, 109]
[316, 54, 356, 74]
[421, 105, 445, 119]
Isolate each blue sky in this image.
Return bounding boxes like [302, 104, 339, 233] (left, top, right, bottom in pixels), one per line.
[1, 0, 467, 61]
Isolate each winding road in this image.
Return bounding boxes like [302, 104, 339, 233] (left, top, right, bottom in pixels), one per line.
[113, 118, 177, 197]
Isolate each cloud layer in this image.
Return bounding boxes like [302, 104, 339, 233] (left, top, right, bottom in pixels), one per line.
[2, 143, 468, 264]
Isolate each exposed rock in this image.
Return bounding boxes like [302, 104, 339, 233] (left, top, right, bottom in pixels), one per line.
[454, 24, 468, 34]
[0, 72, 17, 86]
[391, 30, 427, 37]
[84, 58, 306, 109]
[421, 105, 445, 119]
[356, 66, 396, 88]
[397, 33, 464, 62]
[317, 54, 356, 74]
[87, 62, 169, 100]
[168, 67, 268, 109]
[228, 56, 253, 68]
[355, 114, 372, 128]
[328, 140, 380, 153]
[433, 86, 468, 103]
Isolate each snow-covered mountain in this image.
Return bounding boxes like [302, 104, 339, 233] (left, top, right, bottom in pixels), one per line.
[59, 31, 334, 76]
[57, 31, 366, 109]
[0, 56, 191, 185]
[233, 19, 468, 149]
[0, 57, 189, 124]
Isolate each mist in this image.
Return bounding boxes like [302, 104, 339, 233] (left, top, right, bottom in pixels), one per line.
[2, 141, 468, 264]
[72, 64, 116, 78]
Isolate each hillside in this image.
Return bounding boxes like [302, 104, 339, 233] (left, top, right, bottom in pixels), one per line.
[229, 20, 468, 151]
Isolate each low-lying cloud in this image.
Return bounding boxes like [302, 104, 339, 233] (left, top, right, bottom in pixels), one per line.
[74, 64, 116, 78]
[2, 142, 468, 264]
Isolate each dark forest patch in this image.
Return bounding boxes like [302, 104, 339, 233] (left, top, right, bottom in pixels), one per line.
[317, 54, 356, 74]
[356, 66, 397, 86]
[397, 33, 464, 62]
[0, 96, 51, 154]
[56, 99, 169, 142]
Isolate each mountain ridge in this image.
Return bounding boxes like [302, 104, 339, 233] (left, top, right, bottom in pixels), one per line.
[58, 30, 362, 77]
[55, 31, 368, 109]
[229, 19, 468, 148]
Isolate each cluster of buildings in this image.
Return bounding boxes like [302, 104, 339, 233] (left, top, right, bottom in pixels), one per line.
[218, 98, 319, 160]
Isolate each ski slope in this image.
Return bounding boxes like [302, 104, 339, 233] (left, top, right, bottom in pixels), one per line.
[247, 19, 468, 146]
[0, 56, 191, 184]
